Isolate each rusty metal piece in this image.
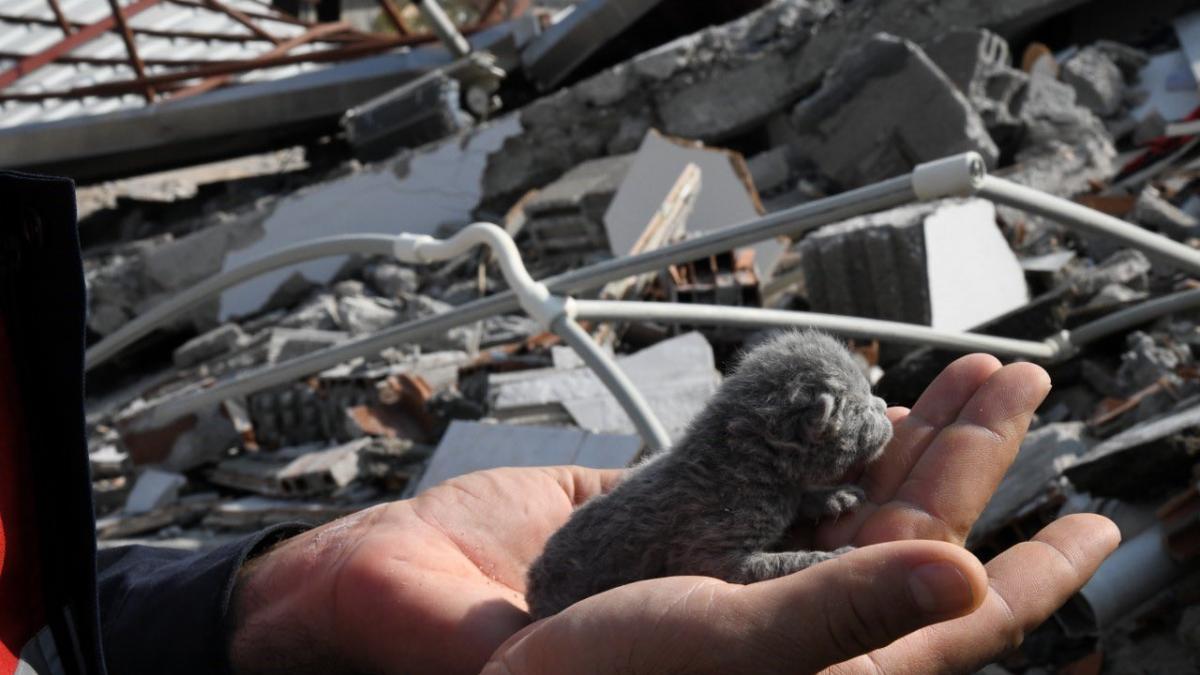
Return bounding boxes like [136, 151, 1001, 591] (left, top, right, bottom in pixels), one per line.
[1159, 483, 1200, 561]
[45, 0, 72, 35]
[0, 0, 160, 91]
[665, 250, 761, 307]
[349, 373, 436, 440]
[1088, 375, 1179, 428]
[204, 0, 282, 44]
[171, 21, 353, 99]
[105, 0, 156, 102]
[116, 413, 197, 466]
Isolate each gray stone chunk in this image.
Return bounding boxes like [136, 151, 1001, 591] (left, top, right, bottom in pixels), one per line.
[1134, 186, 1200, 241]
[799, 199, 1027, 331]
[124, 468, 188, 514]
[746, 147, 792, 195]
[1061, 46, 1125, 118]
[1116, 331, 1192, 395]
[923, 29, 1010, 94]
[265, 328, 348, 364]
[525, 154, 634, 222]
[790, 34, 999, 188]
[365, 262, 420, 299]
[173, 323, 247, 368]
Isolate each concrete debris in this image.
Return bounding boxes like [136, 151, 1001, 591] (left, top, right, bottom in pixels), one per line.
[489, 332, 720, 439]
[413, 420, 642, 494]
[1134, 186, 1200, 241]
[64, 1, 1200, 666]
[799, 199, 1028, 331]
[604, 131, 781, 277]
[124, 469, 189, 515]
[173, 324, 249, 368]
[790, 33, 1000, 188]
[1061, 47, 1126, 118]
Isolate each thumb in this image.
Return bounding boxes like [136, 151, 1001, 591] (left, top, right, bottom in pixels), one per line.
[732, 541, 989, 673]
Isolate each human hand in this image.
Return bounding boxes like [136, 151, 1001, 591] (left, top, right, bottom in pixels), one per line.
[228, 354, 1120, 674]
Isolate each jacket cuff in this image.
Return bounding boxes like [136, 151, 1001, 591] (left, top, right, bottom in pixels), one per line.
[97, 523, 310, 675]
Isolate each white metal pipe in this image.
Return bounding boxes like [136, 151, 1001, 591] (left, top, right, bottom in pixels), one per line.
[573, 301, 1061, 360]
[976, 176, 1200, 277]
[413, 0, 472, 58]
[1068, 288, 1200, 348]
[86, 235, 399, 370]
[122, 172, 919, 428]
[551, 315, 672, 453]
[393, 223, 670, 452]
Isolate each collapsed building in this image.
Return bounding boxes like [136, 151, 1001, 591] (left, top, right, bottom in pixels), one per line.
[8, 0, 1200, 670]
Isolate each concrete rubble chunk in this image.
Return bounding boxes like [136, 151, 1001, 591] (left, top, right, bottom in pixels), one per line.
[489, 331, 721, 440]
[790, 33, 999, 188]
[1134, 186, 1200, 241]
[1061, 46, 1126, 118]
[173, 324, 247, 368]
[365, 262, 420, 299]
[1115, 331, 1193, 395]
[603, 130, 782, 278]
[799, 199, 1028, 331]
[1065, 399, 1200, 498]
[124, 468, 188, 515]
[210, 440, 369, 497]
[414, 421, 642, 494]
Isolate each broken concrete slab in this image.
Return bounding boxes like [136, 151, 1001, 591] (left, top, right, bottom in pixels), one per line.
[124, 468, 188, 515]
[173, 324, 247, 368]
[489, 331, 721, 440]
[799, 199, 1028, 331]
[603, 130, 782, 277]
[1134, 186, 1200, 241]
[343, 73, 470, 163]
[210, 439, 369, 497]
[1062, 46, 1126, 118]
[1064, 399, 1200, 498]
[413, 420, 642, 494]
[789, 33, 999, 189]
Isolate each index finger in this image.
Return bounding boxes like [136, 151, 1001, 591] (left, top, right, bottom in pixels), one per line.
[859, 362, 1051, 545]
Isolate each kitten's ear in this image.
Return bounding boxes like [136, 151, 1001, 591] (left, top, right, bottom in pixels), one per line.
[804, 393, 836, 443]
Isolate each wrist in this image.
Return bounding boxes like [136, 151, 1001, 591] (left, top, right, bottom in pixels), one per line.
[227, 527, 339, 674]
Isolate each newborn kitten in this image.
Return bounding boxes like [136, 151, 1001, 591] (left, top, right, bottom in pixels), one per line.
[525, 329, 893, 619]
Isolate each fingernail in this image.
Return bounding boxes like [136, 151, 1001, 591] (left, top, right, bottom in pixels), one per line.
[908, 562, 973, 616]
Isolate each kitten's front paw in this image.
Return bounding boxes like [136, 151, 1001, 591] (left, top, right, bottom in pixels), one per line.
[817, 485, 867, 519]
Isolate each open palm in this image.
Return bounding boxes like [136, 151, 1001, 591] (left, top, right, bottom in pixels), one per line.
[230, 354, 1118, 675]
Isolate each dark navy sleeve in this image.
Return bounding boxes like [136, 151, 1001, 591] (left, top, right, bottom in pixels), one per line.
[95, 524, 308, 675]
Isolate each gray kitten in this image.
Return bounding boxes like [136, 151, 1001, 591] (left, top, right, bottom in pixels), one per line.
[525, 330, 893, 619]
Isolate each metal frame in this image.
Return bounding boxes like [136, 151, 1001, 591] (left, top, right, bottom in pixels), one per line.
[0, 0, 524, 104]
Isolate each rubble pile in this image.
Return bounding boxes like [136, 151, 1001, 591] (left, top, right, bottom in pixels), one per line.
[76, 0, 1200, 669]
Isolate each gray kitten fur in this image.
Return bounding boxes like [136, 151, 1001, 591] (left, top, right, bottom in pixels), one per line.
[525, 330, 893, 619]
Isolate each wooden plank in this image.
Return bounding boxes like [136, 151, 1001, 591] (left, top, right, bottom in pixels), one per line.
[106, 0, 156, 102]
[378, 0, 410, 35]
[0, 0, 160, 91]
